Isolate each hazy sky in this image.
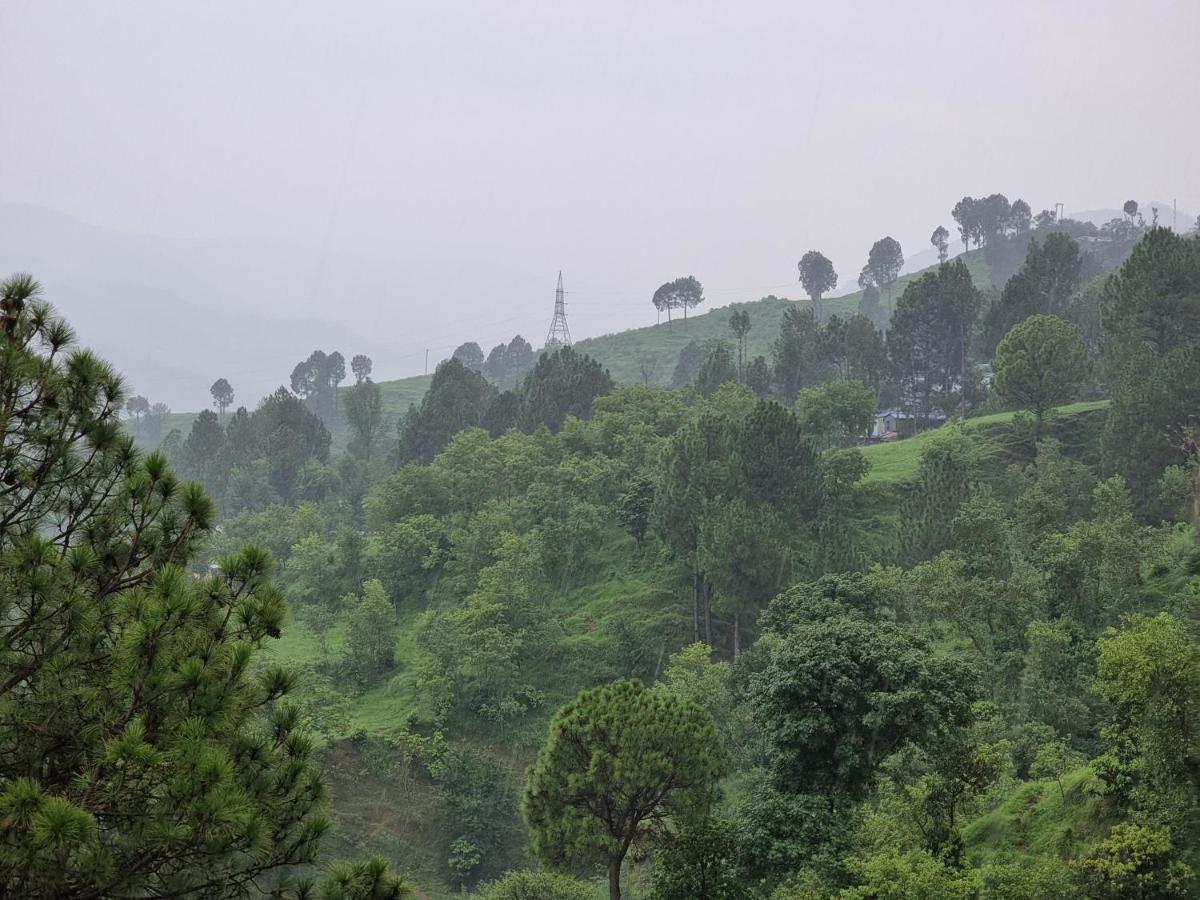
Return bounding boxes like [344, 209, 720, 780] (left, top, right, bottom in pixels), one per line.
[3, 0, 1198, 364]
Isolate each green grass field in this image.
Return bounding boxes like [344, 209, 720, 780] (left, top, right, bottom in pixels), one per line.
[859, 400, 1109, 485]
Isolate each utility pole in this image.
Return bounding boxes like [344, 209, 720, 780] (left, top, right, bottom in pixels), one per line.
[544, 270, 572, 350]
[424, 349, 429, 375]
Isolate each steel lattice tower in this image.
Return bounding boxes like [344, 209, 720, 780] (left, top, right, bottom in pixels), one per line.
[544, 270, 572, 350]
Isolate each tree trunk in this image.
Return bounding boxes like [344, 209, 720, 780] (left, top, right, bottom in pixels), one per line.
[609, 857, 623, 900]
[1192, 464, 1200, 546]
[704, 580, 713, 645]
[691, 570, 700, 643]
[733, 608, 741, 661]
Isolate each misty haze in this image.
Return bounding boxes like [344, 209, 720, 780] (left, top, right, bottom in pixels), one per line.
[1, 2, 1198, 899]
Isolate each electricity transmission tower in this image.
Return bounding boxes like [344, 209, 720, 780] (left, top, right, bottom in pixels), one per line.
[544, 270, 572, 350]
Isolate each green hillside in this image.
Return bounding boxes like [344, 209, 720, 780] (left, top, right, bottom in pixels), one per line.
[571, 251, 993, 387]
[858, 400, 1109, 484]
[150, 251, 993, 450]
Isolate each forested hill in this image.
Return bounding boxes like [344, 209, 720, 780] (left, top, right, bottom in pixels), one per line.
[569, 252, 993, 387]
[352, 251, 992, 414]
[30, 211, 1200, 900]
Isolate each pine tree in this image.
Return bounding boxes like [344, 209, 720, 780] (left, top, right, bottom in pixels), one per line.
[524, 680, 724, 900]
[0, 274, 404, 898]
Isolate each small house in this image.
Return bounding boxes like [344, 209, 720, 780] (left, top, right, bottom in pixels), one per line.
[873, 408, 913, 439]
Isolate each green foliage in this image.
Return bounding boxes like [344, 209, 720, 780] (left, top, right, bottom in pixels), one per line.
[478, 870, 594, 900]
[343, 579, 400, 682]
[659, 643, 750, 761]
[993, 314, 1092, 426]
[1071, 823, 1194, 899]
[291, 349, 347, 425]
[671, 340, 705, 388]
[1097, 615, 1200, 816]
[840, 849, 979, 900]
[1101, 227, 1200, 505]
[732, 776, 850, 887]
[649, 818, 749, 900]
[753, 585, 979, 799]
[899, 426, 982, 562]
[797, 250, 838, 319]
[695, 341, 739, 397]
[524, 679, 725, 900]
[344, 376, 385, 461]
[888, 258, 982, 418]
[617, 474, 655, 547]
[795, 380, 876, 448]
[418, 531, 549, 726]
[879, 703, 1012, 857]
[306, 855, 413, 899]
[484, 335, 537, 388]
[982, 232, 1085, 353]
[0, 275, 394, 896]
[652, 275, 706, 323]
[773, 306, 828, 403]
[399, 357, 496, 464]
[865, 236, 905, 299]
[518, 345, 615, 432]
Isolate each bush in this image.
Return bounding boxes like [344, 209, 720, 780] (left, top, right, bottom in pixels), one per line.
[1071, 823, 1194, 899]
[478, 870, 594, 900]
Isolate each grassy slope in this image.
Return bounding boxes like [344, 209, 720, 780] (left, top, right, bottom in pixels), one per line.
[859, 400, 1110, 484]
[572, 252, 993, 387]
[963, 767, 1110, 864]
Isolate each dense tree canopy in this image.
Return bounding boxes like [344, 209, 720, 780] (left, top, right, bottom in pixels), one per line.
[518, 346, 614, 432]
[399, 357, 496, 463]
[1101, 227, 1200, 501]
[888, 258, 981, 420]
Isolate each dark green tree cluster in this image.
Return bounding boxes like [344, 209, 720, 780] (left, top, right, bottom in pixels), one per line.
[652, 275, 706, 324]
[0, 274, 404, 899]
[483, 335, 536, 388]
[654, 395, 861, 655]
[1101, 227, 1200, 508]
[951, 193, 1031, 250]
[173, 385, 332, 513]
[888, 258, 982, 420]
[400, 347, 614, 463]
[291, 348, 346, 425]
[798, 251, 837, 320]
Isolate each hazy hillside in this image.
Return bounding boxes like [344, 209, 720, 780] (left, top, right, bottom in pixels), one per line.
[271, 251, 994, 451]
[0, 204, 547, 409]
[572, 252, 993, 386]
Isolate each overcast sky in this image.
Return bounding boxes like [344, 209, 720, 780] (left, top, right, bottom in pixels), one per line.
[2, 0, 1198, 386]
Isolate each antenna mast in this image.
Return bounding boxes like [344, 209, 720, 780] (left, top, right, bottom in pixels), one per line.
[545, 270, 572, 350]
